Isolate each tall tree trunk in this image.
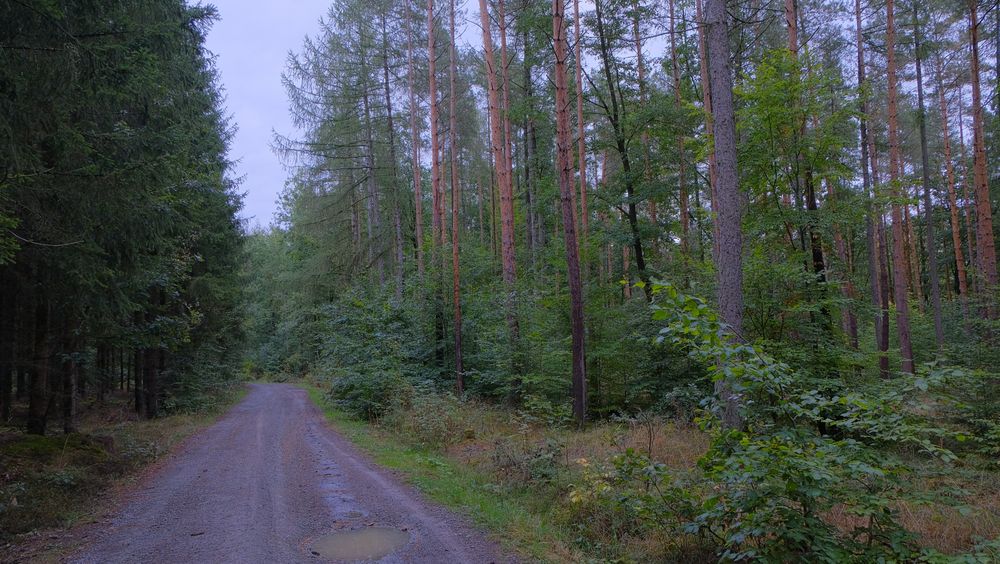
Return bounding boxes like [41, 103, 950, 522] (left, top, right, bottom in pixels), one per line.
[96, 345, 105, 402]
[886, 0, 915, 373]
[622, 240, 632, 299]
[937, 56, 970, 317]
[793, 1, 828, 313]
[448, 0, 463, 393]
[350, 171, 362, 261]
[912, 2, 943, 345]
[143, 341, 157, 418]
[119, 348, 125, 392]
[61, 339, 77, 435]
[633, 1, 654, 241]
[0, 351, 10, 424]
[529, 107, 543, 252]
[670, 0, 688, 258]
[905, 202, 924, 312]
[16, 354, 26, 401]
[0, 273, 13, 423]
[478, 178, 485, 245]
[554, 0, 587, 426]
[381, 12, 405, 300]
[805, 173, 826, 284]
[958, 93, 978, 291]
[522, 28, 537, 269]
[497, 0, 519, 322]
[143, 293, 161, 419]
[428, 0, 443, 256]
[573, 0, 589, 241]
[490, 151, 498, 257]
[696, 0, 720, 262]
[705, 0, 744, 428]
[825, 177, 858, 348]
[407, 0, 425, 277]
[477, 0, 520, 362]
[133, 348, 144, 417]
[969, 1, 999, 298]
[497, 0, 517, 252]
[785, 0, 798, 54]
[360, 30, 385, 287]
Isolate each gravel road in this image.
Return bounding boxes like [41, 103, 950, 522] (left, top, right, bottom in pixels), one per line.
[70, 383, 506, 563]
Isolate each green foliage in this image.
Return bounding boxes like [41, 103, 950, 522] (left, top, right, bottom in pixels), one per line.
[383, 393, 465, 448]
[0, 0, 245, 423]
[648, 281, 997, 562]
[697, 431, 914, 562]
[570, 448, 699, 545]
[491, 437, 566, 485]
[237, 0, 1000, 560]
[518, 395, 575, 427]
[330, 370, 413, 421]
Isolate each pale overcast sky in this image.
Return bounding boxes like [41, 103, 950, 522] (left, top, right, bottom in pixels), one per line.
[205, 0, 330, 229]
[203, 0, 654, 229]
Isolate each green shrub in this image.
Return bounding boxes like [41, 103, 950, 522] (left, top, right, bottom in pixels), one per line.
[645, 281, 995, 562]
[329, 369, 413, 421]
[694, 430, 914, 562]
[518, 394, 574, 427]
[384, 393, 464, 448]
[491, 437, 565, 484]
[570, 448, 698, 541]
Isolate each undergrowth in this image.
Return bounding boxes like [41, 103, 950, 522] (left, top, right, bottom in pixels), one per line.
[309, 375, 1000, 562]
[302, 282, 1000, 562]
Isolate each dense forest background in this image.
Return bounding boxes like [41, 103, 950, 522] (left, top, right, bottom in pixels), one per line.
[0, 0, 245, 432]
[244, 0, 1000, 424]
[241, 0, 1000, 559]
[5, 0, 1000, 560]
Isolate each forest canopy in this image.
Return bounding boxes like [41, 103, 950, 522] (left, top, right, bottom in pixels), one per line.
[241, 0, 1000, 559]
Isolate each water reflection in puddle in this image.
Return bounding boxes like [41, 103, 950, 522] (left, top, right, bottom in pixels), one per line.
[312, 528, 410, 561]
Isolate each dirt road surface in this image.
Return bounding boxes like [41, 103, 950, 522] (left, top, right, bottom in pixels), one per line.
[69, 384, 506, 563]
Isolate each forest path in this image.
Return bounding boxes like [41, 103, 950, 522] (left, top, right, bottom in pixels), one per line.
[70, 383, 504, 564]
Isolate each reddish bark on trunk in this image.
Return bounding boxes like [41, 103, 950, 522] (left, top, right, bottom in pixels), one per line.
[428, 0, 442, 253]
[670, 0, 688, 257]
[477, 0, 519, 350]
[448, 0, 463, 392]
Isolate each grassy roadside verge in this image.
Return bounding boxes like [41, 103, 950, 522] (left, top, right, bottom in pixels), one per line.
[0, 384, 247, 558]
[303, 379, 1000, 562]
[302, 383, 581, 563]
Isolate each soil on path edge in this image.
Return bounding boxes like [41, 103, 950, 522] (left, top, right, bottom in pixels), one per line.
[67, 383, 507, 563]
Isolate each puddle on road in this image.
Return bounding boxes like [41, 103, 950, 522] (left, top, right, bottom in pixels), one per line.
[312, 528, 410, 561]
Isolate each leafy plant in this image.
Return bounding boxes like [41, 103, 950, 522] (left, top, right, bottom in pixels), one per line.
[647, 281, 992, 562]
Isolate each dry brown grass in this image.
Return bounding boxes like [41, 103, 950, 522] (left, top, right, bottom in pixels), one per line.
[824, 469, 1000, 555]
[557, 417, 708, 470]
[390, 396, 1000, 559]
[440, 407, 709, 479]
